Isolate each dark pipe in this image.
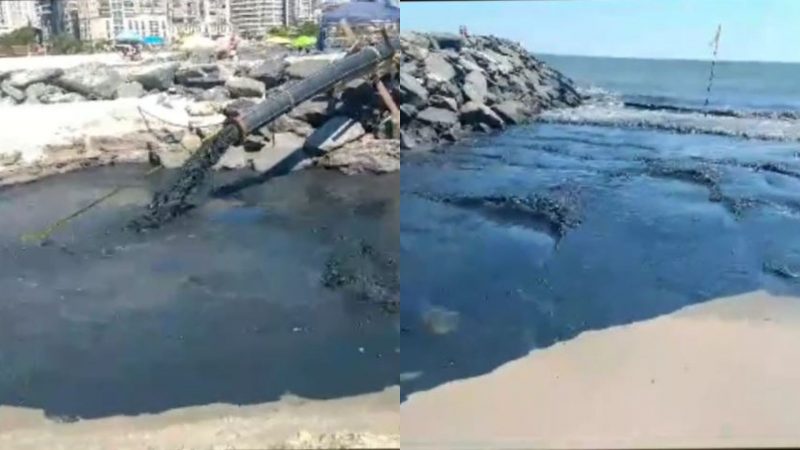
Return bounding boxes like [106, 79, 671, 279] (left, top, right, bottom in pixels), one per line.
[228, 37, 400, 141]
[133, 37, 400, 230]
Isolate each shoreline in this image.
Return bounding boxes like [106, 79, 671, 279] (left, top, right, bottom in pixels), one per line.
[402, 290, 800, 449]
[0, 387, 399, 449]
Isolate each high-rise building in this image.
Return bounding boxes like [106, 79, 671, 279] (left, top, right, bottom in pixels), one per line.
[78, 0, 169, 41]
[0, 1, 40, 34]
[170, 0, 230, 37]
[230, 0, 316, 38]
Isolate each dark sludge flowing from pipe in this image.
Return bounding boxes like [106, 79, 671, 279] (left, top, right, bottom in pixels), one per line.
[128, 125, 242, 231]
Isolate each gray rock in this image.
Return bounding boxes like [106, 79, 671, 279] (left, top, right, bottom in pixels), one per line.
[399, 103, 417, 122]
[456, 56, 484, 74]
[0, 150, 22, 166]
[399, 72, 428, 107]
[24, 83, 62, 103]
[428, 33, 465, 51]
[130, 62, 179, 91]
[491, 100, 529, 124]
[56, 63, 123, 99]
[429, 95, 458, 112]
[416, 107, 458, 127]
[0, 81, 25, 103]
[462, 70, 487, 103]
[247, 59, 286, 89]
[186, 101, 219, 116]
[316, 138, 399, 175]
[225, 76, 266, 98]
[222, 98, 257, 116]
[8, 68, 63, 89]
[175, 64, 225, 88]
[424, 53, 456, 82]
[400, 131, 416, 150]
[198, 86, 229, 102]
[288, 98, 329, 127]
[260, 115, 314, 137]
[460, 101, 505, 129]
[115, 81, 146, 98]
[304, 116, 366, 154]
[286, 59, 330, 79]
[0, 97, 17, 107]
[40, 91, 85, 104]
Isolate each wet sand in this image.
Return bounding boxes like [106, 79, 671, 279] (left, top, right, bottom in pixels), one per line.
[402, 291, 800, 449]
[0, 387, 398, 450]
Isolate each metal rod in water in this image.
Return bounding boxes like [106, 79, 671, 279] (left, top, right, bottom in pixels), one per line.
[704, 24, 722, 110]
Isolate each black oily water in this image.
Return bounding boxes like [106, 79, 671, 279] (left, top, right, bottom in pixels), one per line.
[129, 125, 242, 231]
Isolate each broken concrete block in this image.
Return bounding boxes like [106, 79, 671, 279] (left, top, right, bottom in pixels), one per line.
[304, 116, 366, 154]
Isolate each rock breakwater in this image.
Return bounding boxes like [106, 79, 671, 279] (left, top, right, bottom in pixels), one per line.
[400, 32, 582, 150]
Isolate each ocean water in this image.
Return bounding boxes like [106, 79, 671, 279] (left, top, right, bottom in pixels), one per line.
[401, 56, 800, 399]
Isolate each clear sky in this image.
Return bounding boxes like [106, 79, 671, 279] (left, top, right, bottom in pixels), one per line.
[401, 0, 800, 62]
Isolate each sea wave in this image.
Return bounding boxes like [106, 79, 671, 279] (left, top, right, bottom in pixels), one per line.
[539, 90, 800, 141]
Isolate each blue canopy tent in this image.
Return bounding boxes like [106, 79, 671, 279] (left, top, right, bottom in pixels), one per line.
[320, 0, 400, 27]
[114, 30, 143, 44]
[143, 35, 165, 46]
[318, 0, 399, 50]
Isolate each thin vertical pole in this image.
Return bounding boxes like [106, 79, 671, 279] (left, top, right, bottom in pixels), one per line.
[704, 24, 722, 109]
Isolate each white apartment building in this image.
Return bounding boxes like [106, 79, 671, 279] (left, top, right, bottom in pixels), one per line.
[170, 0, 230, 37]
[0, 1, 40, 34]
[79, 0, 169, 41]
[230, 0, 315, 37]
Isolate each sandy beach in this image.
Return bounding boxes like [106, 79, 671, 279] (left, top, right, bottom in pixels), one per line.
[402, 291, 800, 449]
[0, 387, 399, 450]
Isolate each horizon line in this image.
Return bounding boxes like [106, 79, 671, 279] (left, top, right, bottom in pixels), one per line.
[400, 30, 800, 65]
[534, 51, 800, 65]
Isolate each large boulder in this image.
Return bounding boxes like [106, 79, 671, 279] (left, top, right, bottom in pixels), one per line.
[8, 68, 63, 89]
[24, 83, 63, 104]
[222, 98, 257, 117]
[462, 70, 487, 103]
[198, 85, 229, 102]
[0, 81, 25, 103]
[40, 91, 85, 104]
[459, 101, 505, 129]
[286, 59, 331, 79]
[428, 95, 458, 112]
[115, 81, 146, 98]
[260, 115, 314, 137]
[399, 72, 428, 107]
[56, 63, 123, 99]
[491, 100, 529, 124]
[130, 62, 179, 91]
[424, 53, 456, 82]
[175, 64, 226, 88]
[429, 33, 465, 51]
[225, 76, 266, 98]
[185, 101, 219, 116]
[317, 137, 399, 175]
[304, 116, 366, 154]
[416, 107, 458, 128]
[288, 98, 329, 127]
[247, 59, 286, 89]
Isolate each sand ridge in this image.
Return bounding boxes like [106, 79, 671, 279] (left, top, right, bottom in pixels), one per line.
[402, 291, 800, 449]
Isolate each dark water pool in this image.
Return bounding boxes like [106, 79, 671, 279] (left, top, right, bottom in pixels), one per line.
[0, 165, 399, 419]
[401, 123, 800, 400]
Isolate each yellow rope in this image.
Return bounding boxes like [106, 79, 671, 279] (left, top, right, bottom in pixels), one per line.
[20, 165, 164, 244]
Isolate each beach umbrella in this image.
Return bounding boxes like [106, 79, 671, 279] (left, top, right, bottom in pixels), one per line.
[291, 35, 317, 50]
[115, 30, 143, 43]
[266, 36, 292, 46]
[143, 35, 165, 46]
